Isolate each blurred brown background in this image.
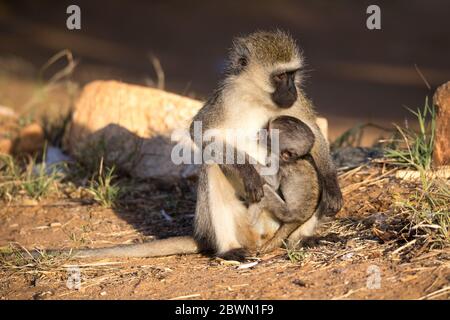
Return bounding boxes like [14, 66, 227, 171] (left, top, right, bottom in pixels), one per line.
[0, 0, 449, 143]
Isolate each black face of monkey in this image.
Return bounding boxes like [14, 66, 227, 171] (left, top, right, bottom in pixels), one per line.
[271, 70, 298, 108]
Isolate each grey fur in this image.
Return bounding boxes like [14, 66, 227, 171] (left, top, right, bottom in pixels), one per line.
[193, 165, 216, 252]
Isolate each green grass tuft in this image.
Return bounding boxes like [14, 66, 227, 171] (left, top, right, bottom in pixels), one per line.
[385, 97, 436, 171]
[386, 96, 448, 247]
[86, 158, 122, 208]
[0, 145, 61, 200]
[396, 179, 449, 247]
[285, 242, 308, 263]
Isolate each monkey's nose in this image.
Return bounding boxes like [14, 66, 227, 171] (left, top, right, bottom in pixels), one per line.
[288, 77, 297, 95]
[289, 86, 297, 96]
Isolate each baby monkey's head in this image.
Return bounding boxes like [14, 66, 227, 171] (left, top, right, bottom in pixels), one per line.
[268, 116, 315, 163]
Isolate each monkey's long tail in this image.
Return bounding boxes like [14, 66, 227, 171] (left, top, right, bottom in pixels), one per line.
[24, 236, 200, 259]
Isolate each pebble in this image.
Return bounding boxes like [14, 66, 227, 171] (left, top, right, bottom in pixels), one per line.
[22, 198, 39, 206]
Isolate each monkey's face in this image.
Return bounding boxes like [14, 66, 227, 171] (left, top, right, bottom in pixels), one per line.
[280, 149, 301, 163]
[226, 30, 303, 110]
[268, 115, 315, 163]
[270, 68, 300, 108]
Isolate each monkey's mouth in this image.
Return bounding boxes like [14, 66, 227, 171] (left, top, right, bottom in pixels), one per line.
[271, 91, 297, 108]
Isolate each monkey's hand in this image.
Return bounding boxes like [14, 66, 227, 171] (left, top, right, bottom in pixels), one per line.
[321, 177, 343, 216]
[237, 164, 265, 203]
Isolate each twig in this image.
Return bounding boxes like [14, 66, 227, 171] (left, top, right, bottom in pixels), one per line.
[342, 168, 397, 195]
[170, 293, 201, 300]
[338, 165, 365, 180]
[419, 285, 450, 300]
[414, 64, 431, 90]
[148, 54, 165, 90]
[332, 288, 364, 300]
[391, 239, 417, 256]
[396, 166, 450, 181]
[160, 209, 173, 222]
[62, 261, 123, 268]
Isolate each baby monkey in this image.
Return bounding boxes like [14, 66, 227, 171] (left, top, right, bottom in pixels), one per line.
[250, 115, 322, 253]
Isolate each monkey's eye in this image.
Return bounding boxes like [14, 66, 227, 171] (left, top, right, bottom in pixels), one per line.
[281, 150, 293, 161]
[238, 57, 248, 67]
[273, 73, 287, 83]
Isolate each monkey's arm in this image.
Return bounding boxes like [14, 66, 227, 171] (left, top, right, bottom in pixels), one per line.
[219, 163, 264, 203]
[260, 185, 302, 223]
[190, 117, 264, 203]
[310, 127, 343, 216]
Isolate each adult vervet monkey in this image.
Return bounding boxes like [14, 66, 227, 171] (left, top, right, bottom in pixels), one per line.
[190, 30, 342, 260]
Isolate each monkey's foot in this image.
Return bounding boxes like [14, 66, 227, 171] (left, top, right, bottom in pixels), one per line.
[258, 238, 284, 255]
[322, 186, 344, 216]
[218, 248, 249, 262]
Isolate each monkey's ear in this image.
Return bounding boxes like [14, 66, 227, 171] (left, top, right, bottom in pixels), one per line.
[228, 38, 250, 75]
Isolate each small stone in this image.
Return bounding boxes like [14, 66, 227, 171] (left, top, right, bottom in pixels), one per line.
[22, 198, 39, 206]
[237, 261, 258, 269]
[100, 291, 107, 296]
[14, 123, 45, 155]
[0, 138, 13, 154]
[0, 106, 18, 118]
[0, 106, 19, 155]
[32, 291, 53, 300]
[341, 252, 354, 260]
[292, 279, 307, 287]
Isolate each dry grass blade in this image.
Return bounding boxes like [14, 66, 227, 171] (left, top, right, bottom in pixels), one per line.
[342, 168, 397, 195]
[24, 49, 77, 113]
[39, 49, 77, 87]
[170, 293, 201, 300]
[148, 53, 165, 90]
[414, 64, 431, 90]
[419, 285, 450, 300]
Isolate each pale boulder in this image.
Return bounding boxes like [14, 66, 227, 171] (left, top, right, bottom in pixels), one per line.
[14, 123, 45, 155]
[0, 106, 17, 155]
[0, 139, 13, 154]
[0, 107, 45, 156]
